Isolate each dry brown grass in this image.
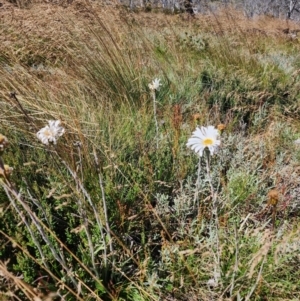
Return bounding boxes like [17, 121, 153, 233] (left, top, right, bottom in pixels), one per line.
[1, 1, 300, 52]
[1, 1, 299, 102]
[204, 7, 300, 34]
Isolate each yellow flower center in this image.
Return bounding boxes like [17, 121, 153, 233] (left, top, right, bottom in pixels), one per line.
[203, 138, 214, 146]
[44, 129, 53, 137]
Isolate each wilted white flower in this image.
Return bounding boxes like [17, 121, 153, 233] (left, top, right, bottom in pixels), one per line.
[36, 120, 65, 145]
[207, 278, 218, 288]
[207, 271, 220, 288]
[148, 78, 161, 91]
[186, 126, 220, 157]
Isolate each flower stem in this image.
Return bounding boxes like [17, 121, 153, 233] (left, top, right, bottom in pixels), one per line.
[152, 91, 159, 149]
[205, 150, 221, 286]
[193, 156, 201, 208]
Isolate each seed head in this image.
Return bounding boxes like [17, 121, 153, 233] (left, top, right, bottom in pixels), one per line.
[217, 124, 226, 131]
[267, 189, 279, 206]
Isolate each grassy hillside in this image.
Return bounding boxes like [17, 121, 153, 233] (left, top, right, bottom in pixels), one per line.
[0, 2, 300, 300]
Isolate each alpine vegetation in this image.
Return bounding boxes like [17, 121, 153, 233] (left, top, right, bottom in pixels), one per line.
[0, 3, 300, 301]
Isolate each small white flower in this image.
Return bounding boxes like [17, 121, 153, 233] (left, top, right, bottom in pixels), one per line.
[207, 278, 218, 288]
[294, 138, 300, 146]
[207, 271, 220, 288]
[148, 78, 161, 91]
[36, 120, 65, 145]
[186, 125, 220, 157]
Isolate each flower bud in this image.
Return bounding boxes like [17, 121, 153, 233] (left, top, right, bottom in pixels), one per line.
[0, 134, 9, 151]
[217, 124, 226, 131]
[4, 164, 13, 177]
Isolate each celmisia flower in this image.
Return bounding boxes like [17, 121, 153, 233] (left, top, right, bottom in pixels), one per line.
[36, 120, 65, 145]
[148, 78, 161, 91]
[186, 126, 220, 157]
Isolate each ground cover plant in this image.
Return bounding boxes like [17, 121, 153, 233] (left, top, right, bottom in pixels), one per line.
[0, 1, 300, 300]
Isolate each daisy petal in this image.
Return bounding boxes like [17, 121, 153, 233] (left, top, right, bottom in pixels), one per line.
[187, 125, 221, 157]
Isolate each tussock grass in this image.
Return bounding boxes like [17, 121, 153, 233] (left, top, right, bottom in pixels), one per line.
[1, 2, 300, 300]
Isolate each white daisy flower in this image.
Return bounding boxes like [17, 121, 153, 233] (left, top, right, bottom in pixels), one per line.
[148, 78, 161, 91]
[186, 126, 220, 157]
[36, 120, 65, 145]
